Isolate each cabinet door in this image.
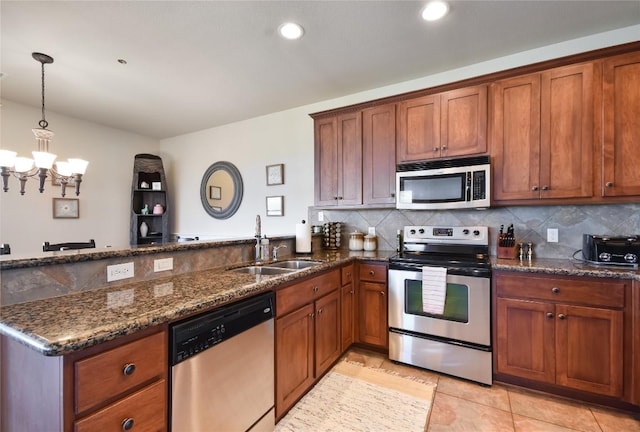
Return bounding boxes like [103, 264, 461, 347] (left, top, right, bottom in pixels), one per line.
[396, 94, 441, 162]
[314, 117, 339, 206]
[358, 281, 388, 348]
[341, 282, 355, 351]
[555, 304, 623, 397]
[275, 303, 314, 419]
[496, 298, 555, 384]
[337, 112, 363, 205]
[540, 63, 594, 199]
[603, 51, 640, 197]
[492, 74, 542, 201]
[441, 85, 488, 158]
[363, 103, 396, 205]
[315, 290, 341, 377]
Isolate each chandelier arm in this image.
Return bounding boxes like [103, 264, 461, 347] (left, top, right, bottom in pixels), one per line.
[73, 174, 83, 196]
[18, 175, 28, 195]
[1, 168, 10, 192]
[37, 168, 49, 193]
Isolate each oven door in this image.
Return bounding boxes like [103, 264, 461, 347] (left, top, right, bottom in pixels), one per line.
[388, 267, 490, 347]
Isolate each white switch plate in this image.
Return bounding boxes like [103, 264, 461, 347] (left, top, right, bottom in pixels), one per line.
[107, 262, 134, 282]
[318, 211, 324, 222]
[154, 257, 173, 272]
[368, 227, 376, 235]
[547, 228, 559, 243]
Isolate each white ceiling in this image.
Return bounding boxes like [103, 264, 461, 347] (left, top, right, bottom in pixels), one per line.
[1, 1, 639, 139]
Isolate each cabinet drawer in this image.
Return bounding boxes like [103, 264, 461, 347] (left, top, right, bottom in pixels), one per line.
[75, 379, 166, 432]
[341, 265, 354, 286]
[359, 263, 387, 283]
[75, 331, 167, 414]
[277, 270, 340, 316]
[496, 273, 625, 308]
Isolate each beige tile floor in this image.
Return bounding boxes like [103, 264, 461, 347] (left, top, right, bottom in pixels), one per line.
[343, 348, 640, 432]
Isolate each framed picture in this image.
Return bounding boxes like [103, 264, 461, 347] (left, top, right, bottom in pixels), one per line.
[52, 198, 79, 219]
[152, 181, 162, 190]
[210, 185, 222, 200]
[266, 163, 284, 186]
[266, 195, 284, 216]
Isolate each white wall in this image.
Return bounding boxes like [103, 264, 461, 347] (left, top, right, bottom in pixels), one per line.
[160, 25, 640, 240]
[0, 100, 158, 255]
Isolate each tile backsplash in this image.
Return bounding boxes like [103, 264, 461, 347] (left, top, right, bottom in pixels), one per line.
[309, 203, 640, 260]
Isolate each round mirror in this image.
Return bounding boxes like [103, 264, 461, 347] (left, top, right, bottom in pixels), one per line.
[200, 161, 243, 219]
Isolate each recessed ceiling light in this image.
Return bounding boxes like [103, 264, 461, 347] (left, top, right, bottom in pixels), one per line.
[422, 1, 449, 21]
[278, 22, 304, 40]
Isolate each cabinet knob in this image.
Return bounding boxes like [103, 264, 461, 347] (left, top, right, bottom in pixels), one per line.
[433, 147, 439, 152]
[551, 287, 559, 294]
[122, 418, 135, 431]
[123, 363, 136, 376]
[546, 312, 554, 319]
[541, 185, 549, 191]
[369, 270, 375, 276]
[441, 145, 447, 151]
[380, 291, 385, 296]
[346, 272, 351, 277]
[558, 314, 566, 320]
[531, 186, 539, 191]
[309, 313, 315, 319]
[338, 196, 343, 200]
[350, 290, 354, 294]
[313, 286, 319, 292]
[317, 308, 323, 315]
[605, 182, 613, 188]
[391, 192, 395, 198]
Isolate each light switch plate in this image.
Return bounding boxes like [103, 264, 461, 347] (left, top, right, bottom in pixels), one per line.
[318, 211, 324, 222]
[547, 228, 559, 243]
[154, 257, 173, 272]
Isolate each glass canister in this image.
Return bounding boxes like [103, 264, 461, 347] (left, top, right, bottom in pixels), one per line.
[363, 234, 377, 251]
[349, 231, 364, 251]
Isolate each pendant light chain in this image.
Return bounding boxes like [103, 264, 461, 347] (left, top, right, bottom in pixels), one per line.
[39, 60, 48, 129]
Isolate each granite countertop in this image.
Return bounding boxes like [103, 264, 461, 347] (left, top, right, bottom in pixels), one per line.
[0, 250, 395, 356]
[1, 251, 637, 357]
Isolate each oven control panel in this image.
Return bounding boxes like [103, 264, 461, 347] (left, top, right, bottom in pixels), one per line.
[403, 226, 488, 245]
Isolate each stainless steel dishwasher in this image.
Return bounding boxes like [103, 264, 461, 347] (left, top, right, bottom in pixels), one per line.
[170, 292, 275, 432]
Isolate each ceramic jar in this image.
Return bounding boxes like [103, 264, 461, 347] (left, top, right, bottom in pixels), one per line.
[153, 204, 164, 215]
[139, 221, 149, 238]
[349, 231, 364, 251]
[363, 234, 377, 251]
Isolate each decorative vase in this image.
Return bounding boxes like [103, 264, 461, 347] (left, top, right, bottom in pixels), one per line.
[153, 204, 164, 215]
[140, 221, 149, 238]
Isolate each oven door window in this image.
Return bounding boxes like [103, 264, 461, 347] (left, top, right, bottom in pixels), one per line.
[405, 279, 469, 323]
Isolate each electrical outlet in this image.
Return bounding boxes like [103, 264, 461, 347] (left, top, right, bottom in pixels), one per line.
[547, 228, 559, 243]
[154, 257, 173, 272]
[107, 262, 134, 282]
[368, 227, 376, 236]
[318, 211, 324, 222]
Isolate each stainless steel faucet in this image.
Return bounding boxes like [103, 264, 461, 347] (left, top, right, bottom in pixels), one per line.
[255, 215, 262, 261]
[272, 244, 287, 260]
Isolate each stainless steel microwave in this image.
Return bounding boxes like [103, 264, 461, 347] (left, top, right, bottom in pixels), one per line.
[396, 156, 490, 210]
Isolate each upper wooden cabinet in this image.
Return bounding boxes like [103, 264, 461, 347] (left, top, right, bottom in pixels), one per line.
[362, 103, 396, 205]
[314, 113, 362, 206]
[397, 85, 487, 163]
[491, 62, 595, 202]
[602, 51, 640, 197]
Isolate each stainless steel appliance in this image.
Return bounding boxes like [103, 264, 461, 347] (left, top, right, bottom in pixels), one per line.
[388, 225, 492, 385]
[582, 234, 639, 267]
[396, 155, 490, 210]
[170, 292, 275, 432]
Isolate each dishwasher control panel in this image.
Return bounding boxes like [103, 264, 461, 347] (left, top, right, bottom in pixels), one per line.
[169, 292, 274, 365]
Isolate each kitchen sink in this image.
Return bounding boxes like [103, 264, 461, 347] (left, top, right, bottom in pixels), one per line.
[230, 266, 295, 276]
[268, 260, 323, 270]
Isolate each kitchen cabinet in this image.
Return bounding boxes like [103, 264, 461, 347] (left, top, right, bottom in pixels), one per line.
[0, 327, 167, 432]
[314, 113, 362, 206]
[397, 85, 487, 162]
[491, 62, 595, 202]
[362, 103, 396, 205]
[495, 272, 625, 398]
[341, 264, 356, 350]
[357, 262, 388, 349]
[275, 269, 341, 419]
[130, 153, 169, 245]
[602, 51, 640, 198]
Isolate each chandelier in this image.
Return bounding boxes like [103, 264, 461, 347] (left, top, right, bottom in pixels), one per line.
[0, 52, 88, 197]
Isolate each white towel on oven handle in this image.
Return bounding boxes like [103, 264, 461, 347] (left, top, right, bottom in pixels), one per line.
[422, 266, 447, 315]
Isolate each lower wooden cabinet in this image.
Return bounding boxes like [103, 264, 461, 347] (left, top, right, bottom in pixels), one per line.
[357, 262, 388, 349]
[495, 271, 627, 400]
[275, 269, 342, 419]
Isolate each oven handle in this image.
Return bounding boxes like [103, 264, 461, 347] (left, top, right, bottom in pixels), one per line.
[389, 262, 491, 278]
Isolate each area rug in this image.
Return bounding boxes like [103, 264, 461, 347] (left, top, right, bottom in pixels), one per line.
[275, 360, 437, 431]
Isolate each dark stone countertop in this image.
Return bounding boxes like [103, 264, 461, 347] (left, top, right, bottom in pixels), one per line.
[0, 250, 395, 356]
[492, 257, 640, 281]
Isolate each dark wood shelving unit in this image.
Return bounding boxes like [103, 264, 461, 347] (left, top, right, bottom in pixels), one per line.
[130, 154, 169, 245]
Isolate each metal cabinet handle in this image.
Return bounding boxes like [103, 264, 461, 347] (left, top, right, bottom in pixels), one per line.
[123, 363, 136, 376]
[380, 291, 385, 296]
[605, 182, 613, 188]
[441, 145, 447, 151]
[122, 418, 134, 431]
[312, 286, 319, 292]
[317, 308, 323, 315]
[433, 147, 439, 152]
[309, 313, 315, 319]
[558, 314, 566, 320]
[369, 270, 375, 276]
[551, 287, 559, 294]
[541, 185, 549, 191]
[531, 186, 539, 191]
[338, 196, 343, 200]
[546, 312, 554, 319]
[350, 290, 354, 294]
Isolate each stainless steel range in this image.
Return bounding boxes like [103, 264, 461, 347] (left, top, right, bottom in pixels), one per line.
[388, 225, 492, 385]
